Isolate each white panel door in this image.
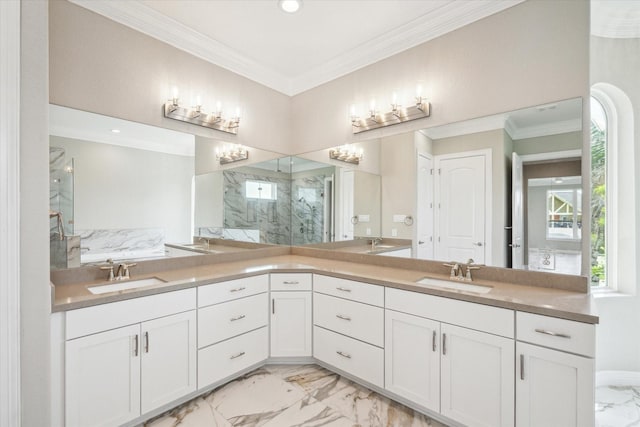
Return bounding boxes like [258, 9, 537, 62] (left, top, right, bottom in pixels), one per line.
[141, 311, 197, 414]
[516, 342, 594, 427]
[385, 310, 440, 412]
[441, 323, 514, 427]
[435, 153, 487, 263]
[512, 152, 525, 268]
[65, 324, 141, 427]
[416, 153, 434, 259]
[270, 291, 312, 357]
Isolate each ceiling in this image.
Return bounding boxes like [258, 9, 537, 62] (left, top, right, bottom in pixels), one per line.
[70, 0, 524, 95]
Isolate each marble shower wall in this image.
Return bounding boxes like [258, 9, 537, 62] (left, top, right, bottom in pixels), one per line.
[223, 170, 292, 245]
[49, 146, 74, 237]
[292, 174, 327, 245]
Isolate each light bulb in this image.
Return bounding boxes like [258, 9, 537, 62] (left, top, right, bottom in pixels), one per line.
[279, 0, 301, 13]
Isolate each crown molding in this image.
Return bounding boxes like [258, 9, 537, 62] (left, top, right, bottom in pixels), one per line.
[592, 1, 640, 39]
[70, 0, 523, 96]
[69, 0, 294, 94]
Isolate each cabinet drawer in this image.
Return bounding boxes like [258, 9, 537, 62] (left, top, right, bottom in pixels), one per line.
[313, 293, 384, 347]
[313, 326, 384, 388]
[198, 275, 268, 307]
[517, 312, 595, 357]
[198, 327, 268, 390]
[386, 287, 514, 338]
[66, 288, 196, 340]
[198, 293, 268, 348]
[313, 275, 384, 307]
[270, 273, 312, 291]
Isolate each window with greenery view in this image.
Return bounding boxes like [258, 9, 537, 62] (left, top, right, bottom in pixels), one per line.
[591, 97, 607, 286]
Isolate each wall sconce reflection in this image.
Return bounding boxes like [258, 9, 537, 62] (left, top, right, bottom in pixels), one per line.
[329, 145, 363, 165]
[216, 144, 249, 164]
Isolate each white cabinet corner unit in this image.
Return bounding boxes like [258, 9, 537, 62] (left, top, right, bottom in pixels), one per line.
[57, 271, 596, 427]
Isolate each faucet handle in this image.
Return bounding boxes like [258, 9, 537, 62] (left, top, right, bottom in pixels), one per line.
[100, 264, 115, 281]
[118, 262, 137, 280]
[443, 262, 459, 278]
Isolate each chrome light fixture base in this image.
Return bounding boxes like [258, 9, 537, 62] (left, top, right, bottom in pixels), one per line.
[351, 101, 430, 134]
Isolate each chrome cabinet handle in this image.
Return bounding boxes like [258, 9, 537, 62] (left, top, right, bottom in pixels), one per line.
[336, 351, 352, 359]
[272, 299, 275, 314]
[534, 328, 571, 339]
[283, 281, 299, 285]
[432, 330, 436, 352]
[442, 333, 447, 355]
[230, 351, 245, 360]
[336, 287, 351, 293]
[144, 331, 149, 353]
[520, 354, 525, 380]
[336, 314, 352, 321]
[230, 286, 246, 293]
[230, 314, 246, 322]
[133, 334, 139, 357]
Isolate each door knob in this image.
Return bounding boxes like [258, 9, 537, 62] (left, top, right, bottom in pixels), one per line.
[418, 241, 425, 245]
[472, 242, 483, 247]
[509, 243, 521, 248]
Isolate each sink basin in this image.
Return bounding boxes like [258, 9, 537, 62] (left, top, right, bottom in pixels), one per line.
[415, 277, 492, 294]
[87, 277, 167, 295]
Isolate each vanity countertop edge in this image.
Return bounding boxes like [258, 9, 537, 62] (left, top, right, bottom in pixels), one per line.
[51, 254, 599, 325]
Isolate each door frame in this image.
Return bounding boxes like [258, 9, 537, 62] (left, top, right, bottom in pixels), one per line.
[415, 150, 434, 259]
[434, 148, 492, 265]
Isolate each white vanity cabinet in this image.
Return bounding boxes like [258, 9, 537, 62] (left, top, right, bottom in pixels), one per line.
[313, 275, 385, 387]
[515, 312, 595, 427]
[64, 289, 197, 427]
[270, 273, 313, 357]
[385, 287, 515, 427]
[197, 275, 269, 389]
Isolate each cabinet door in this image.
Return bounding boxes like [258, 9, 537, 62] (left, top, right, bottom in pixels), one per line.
[385, 310, 440, 412]
[516, 342, 594, 427]
[441, 323, 514, 427]
[141, 311, 197, 413]
[270, 291, 312, 357]
[65, 324, 141, 427]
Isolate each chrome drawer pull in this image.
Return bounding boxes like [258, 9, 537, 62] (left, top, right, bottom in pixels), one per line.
[432, 330, 437, 352]
[442, 333, 447, 355]
[283, 281, 299, 285]
[534, 328, 571, 339]
[520, 354, 525, 380]
[230, 314, 246, 322]
[336, 314, 352, 321]
[230, 286, 246, 293]
[144, 331, 149, 353]
[336, 287, 352, 292]
[230, 351, 246, 360]
[133, 334, 139, 357]
[336, 350, 352, 359]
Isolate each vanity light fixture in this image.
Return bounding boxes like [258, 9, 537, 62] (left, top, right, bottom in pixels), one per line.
[216, 144, 249, 165]
[350, 87, 431, 134]
[329, 145, 363, 165]
[163, 90, 241, 135]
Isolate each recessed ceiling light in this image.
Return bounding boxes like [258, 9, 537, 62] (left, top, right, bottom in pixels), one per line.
[279, 0, 301, 14]
[111, 129, 121, 133]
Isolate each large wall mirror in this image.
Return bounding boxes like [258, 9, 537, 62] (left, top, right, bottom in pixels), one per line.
[321, 97, 582, 275]
[48, 104, 381, 269]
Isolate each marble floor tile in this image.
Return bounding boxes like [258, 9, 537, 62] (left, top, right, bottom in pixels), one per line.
[145, 397, 231, 427]
[265, 364, 344, 398]
[320, 380, 447, 427]
[596, 385, 640, 427]
[261, 395, 357, 427]
[204, 367, 306, 426]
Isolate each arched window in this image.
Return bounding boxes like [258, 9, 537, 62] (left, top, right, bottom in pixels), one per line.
[591, 83, 635, 293]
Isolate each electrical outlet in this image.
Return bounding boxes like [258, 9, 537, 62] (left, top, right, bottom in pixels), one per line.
[391, 228, 398, 237]
[366, 228, 371, 235]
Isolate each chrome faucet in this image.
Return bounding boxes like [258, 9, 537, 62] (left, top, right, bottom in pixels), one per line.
[115, 262, 137, 280]
[100, 258, 115, 281]
[371, 237, 382, 251]
[443, 262, 464, 280]
[464, 259, 481, 282]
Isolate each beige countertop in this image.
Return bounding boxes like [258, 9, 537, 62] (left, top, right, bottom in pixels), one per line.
[52, 253, 598, 324]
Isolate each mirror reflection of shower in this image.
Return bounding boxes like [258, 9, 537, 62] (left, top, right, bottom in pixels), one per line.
[298, 196, 316, 236]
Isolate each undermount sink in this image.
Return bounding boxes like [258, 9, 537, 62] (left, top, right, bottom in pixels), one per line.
[87, 277, 167, 295]
[415, 277, 492, 294]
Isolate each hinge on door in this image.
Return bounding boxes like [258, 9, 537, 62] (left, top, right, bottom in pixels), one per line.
[430, 236, 433, 242]
[429, 202, 433, 209]
[438, 168, 441, 175]
[438, 237, 441, 242]
[430, 168, 433, 175]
